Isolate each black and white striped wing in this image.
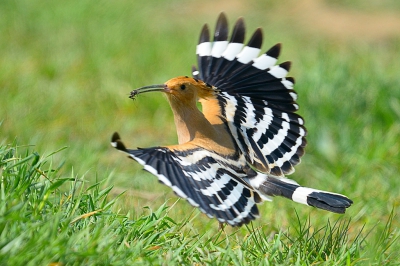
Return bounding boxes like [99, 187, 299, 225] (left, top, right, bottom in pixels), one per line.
[194, 13, 307, 176]
[111, 132, 261, 226]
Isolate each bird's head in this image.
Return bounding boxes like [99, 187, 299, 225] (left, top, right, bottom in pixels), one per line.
[130, 76, 219, 105]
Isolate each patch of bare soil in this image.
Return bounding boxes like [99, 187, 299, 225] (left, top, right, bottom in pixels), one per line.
[284, 0, 400, 41]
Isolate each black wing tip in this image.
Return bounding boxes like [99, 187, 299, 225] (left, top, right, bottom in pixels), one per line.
[266, 43, 282, 59]
[216, 12, 228, 26]
[280, 61, 292, 71]
[230, 16, 245, 43]
[286, 76, 295, 84]
[214, 12, 229, 41]
[111, 132, 120, 142]
[111, 132, 127, 151]
[247, 27, 263, 48]
[218, 11, 227, 19]
[199, 23, 210, 43]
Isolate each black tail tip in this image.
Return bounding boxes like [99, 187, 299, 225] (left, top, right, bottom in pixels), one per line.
[307, 192, 353, 214]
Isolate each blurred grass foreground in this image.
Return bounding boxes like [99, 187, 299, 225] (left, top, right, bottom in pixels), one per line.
[1, 0, 400, 264]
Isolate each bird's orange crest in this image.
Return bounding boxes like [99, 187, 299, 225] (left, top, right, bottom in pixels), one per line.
[164, 76, 219, 102]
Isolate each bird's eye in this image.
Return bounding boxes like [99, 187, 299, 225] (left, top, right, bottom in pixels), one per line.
[180, 84, 186, 90]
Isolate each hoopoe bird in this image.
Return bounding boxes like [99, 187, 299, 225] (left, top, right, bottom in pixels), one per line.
[111, 13, 352, 226]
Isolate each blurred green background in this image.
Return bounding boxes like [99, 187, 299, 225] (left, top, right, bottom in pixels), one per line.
[1, 0, 399, 232]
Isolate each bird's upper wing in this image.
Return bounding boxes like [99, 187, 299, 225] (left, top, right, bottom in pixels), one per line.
[193, 13, 307, 176]
[111, 132, 262, 226]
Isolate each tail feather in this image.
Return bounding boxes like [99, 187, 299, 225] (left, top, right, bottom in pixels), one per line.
[256, 176, 353, 214]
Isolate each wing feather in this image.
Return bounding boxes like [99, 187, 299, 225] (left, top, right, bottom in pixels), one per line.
[111, 132, 259, 226]
[196, 13, 307, 176]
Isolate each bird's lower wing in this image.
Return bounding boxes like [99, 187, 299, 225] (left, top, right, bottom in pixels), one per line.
[111, 132, 261, 226]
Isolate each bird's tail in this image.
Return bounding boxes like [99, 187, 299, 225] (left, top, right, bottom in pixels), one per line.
[250, 175, 353, 213]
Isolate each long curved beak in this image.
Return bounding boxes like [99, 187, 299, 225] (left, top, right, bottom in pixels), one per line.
[129, 84, 166, 99]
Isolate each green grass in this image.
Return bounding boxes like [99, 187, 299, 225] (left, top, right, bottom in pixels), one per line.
[0, 143, 399, 265]
[1, 0, 400, 264]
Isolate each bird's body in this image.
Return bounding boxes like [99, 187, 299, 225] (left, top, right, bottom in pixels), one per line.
[112, 13, 352, 226]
